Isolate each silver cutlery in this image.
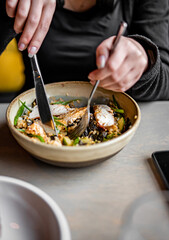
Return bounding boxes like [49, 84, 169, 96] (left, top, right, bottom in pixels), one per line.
[29, 54, 58, 136]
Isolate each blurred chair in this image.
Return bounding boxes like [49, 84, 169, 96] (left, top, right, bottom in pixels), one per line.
[0, 39, 25, 103]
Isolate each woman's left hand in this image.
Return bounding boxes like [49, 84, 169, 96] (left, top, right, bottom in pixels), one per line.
[88, 36, 148, 92]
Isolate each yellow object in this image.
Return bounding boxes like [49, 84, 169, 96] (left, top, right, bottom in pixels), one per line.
[0, 39, 25, 92]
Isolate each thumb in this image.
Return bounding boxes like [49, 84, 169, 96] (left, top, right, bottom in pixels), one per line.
[96, 36, 116, 69]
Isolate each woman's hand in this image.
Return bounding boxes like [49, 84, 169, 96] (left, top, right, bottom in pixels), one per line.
[6, 0, 56, 55]
[88, 36, 148, 92]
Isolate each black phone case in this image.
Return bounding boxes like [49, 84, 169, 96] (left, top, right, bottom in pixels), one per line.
[152, 151, 169, 189]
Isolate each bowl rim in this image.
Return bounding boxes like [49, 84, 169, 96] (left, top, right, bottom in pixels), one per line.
[0, 175, 71, 240]
[6, 81, 141, 151]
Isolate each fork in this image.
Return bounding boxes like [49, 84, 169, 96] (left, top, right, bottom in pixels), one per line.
[69, 21, 127, 139]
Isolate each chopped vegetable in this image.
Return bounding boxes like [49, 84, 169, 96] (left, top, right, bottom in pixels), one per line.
[63, 136, 73, 146]
[118, 117, 125, 132]
[106, 133, 114, 140]
[53, 118, 65, 126]
[80, 137, 94, 145]
[53, 116, 60, 120]
[111, 107, 124, 114]
[19, 100, 32, 112]
[53, 116, 67, 132]
[14, 101, 26, 126]
[112, 95, 120, 108]
[17, 128, 45, 142]
[28, 134, 45, 143]
[17, 129, 26, 133]
[52, 99, 80, 105]
[73, 137, 80, 145]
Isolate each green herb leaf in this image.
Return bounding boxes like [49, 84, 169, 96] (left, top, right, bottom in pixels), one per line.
[53, 99, 80, 105]
[53, 116, 67, 131]
[53, 116, 60, 120]
[17, 129, 26, 133]
[14, 102, 26, 126]
[28, 134, 45, 142]
[112, 95, 120, 108]
[111, 107, 124, 114]
[54, 120, 65, 126]
[19, 99, 32, 112]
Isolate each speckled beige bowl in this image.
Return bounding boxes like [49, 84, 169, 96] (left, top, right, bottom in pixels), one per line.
[6, 81, 141, 167]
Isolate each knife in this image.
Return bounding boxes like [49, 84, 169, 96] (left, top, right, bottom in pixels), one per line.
[29, 54, 58, 136]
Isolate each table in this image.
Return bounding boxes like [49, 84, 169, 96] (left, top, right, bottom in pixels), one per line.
[0, 102, 169, 240]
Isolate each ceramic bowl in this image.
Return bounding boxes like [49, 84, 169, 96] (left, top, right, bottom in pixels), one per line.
[0, 176, 71, 240]
[6, 81, 141, 167]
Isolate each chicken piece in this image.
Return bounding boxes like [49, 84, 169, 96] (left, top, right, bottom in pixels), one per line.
[60, 107, 87, 126]
[93, 105, 115, 130]
[26, 121, 62, 145]
[25, 121, 47, 138]
[29, 104, 71, 119]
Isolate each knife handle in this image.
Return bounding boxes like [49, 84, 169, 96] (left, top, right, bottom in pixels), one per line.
[29, 54, 41, 79]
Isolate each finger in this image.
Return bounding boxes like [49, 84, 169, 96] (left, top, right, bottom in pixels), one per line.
[96, 36, 116, 68]
[97, 58, 132, 90]
[27, 1, 56, 55]
[6, 0, 18, 17]
[114, 48, 147, 83]
[14, 0, 31, 34]
[98, 68, 142, 92]
[106, 37, 128, 73]
[89, 40, 127, 82]
[110, 71, 141, 92]
[110, 55, 133, 83]
[6, 0, 18, 18]
[97, 55, 106, 69]
[88, 67, 110, 82]
[18, 0, 43, 52]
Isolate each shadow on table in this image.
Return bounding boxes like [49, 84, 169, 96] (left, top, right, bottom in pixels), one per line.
[0, 123, 113, 174]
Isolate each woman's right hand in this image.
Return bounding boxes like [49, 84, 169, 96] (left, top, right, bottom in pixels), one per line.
[6, 0, 56, 55]
[88, 36, 148, 93]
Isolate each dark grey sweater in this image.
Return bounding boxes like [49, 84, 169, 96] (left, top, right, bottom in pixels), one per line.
[0, 0, 169, 101]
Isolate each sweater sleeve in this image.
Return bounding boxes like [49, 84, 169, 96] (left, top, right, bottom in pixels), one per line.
[126, 0, 169, 101]
[0, 0, 17, 55]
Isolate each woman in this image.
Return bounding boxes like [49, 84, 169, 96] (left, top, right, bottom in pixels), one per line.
[0, 0, 169, 100]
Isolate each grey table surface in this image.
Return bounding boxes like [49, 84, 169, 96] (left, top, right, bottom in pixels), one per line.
[0, 102, 169, 240]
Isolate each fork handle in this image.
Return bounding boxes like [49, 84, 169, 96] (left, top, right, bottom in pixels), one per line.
[88, 80, 100, 107]
[88, 21, 127, 107]
[111, 21, 127, 53]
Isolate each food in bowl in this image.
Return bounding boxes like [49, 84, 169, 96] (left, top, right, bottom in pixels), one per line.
[6, 82, 141, 167]
[14, 95, 132, 146]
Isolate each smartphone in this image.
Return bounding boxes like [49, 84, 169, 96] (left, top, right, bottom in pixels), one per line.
[152, 151, 169, 189]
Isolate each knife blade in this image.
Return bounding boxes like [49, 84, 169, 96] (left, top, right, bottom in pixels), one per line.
[29, 54, 58, 136]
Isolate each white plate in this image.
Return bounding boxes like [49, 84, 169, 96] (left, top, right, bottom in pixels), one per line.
[0, 176, 71, 240]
